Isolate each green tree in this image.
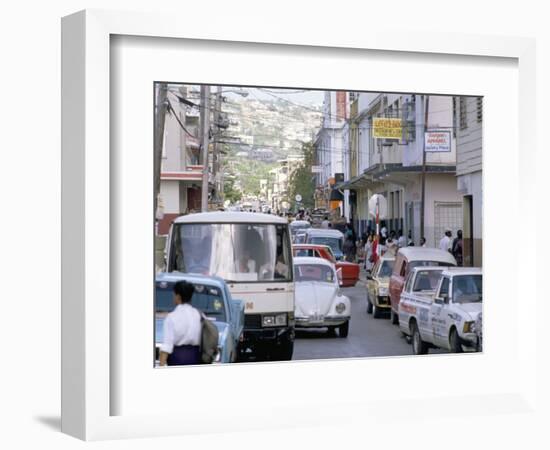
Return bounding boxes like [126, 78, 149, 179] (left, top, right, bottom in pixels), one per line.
[288, 141, 315, 210]
[224, 177, 242, 204]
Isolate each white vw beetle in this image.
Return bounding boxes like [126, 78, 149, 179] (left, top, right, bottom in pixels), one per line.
[293, 257, 351, 337]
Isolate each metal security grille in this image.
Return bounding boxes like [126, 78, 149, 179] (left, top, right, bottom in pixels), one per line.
[434, 202, 463, 245]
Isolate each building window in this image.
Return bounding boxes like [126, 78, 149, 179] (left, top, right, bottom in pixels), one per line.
[476, 97, 483, 123]
[452, 97, 457, 138]
[459, 97, 468, 130]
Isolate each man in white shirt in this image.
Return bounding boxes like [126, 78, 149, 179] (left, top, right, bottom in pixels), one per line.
[321, 216, 330, 229]
[159, 281, 202, 366]
[439, 230, 453, 253]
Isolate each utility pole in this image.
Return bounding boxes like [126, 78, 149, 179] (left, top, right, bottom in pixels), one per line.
[200, 85, 210, 212]
[420, 95, 430, 241]
[212, 85, 223, 204]
[154, 83, 168, 226]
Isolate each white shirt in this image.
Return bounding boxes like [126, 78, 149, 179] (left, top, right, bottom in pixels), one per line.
[439, 235, 452, 252]
[160, 303, 202, 354]
[321, 220, 330, 229]
[398, 236, 406, 247]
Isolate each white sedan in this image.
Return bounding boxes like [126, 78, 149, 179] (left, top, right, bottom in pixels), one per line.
[293, 257, 351, 337]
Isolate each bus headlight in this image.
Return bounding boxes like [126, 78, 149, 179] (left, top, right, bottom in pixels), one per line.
[275, 314, 287, 326]
[335, 303, 346, 314]
[263, 314, 288, 327]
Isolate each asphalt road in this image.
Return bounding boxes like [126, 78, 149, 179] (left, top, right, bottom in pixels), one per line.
[292, 283, 445, 361]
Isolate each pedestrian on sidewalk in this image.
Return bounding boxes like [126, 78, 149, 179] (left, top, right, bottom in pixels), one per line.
[452, 230, 463, 266]
[439, 230, 453, 253]
[159, 280, 202, 366]
[364, 234, 374, 272]
[343, 233, 355, 262]
[420, 237, 427, 247]
[397, 229, 406, 248]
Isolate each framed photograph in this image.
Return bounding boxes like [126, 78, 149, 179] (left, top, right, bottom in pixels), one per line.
[62, 9, 537, 441]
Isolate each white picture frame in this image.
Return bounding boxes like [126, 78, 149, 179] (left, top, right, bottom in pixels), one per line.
[61, 9, 537, 441]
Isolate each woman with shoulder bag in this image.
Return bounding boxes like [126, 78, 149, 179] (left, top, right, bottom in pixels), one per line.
[159, 280, 202, 366]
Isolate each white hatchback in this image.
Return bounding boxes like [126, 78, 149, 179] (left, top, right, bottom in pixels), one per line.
[293, 257, 351, 337]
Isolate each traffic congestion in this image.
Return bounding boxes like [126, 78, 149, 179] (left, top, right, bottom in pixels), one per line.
[155, 208, 483, 366]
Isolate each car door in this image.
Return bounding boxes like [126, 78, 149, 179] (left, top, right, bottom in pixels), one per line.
[367, 261, 379, 302]
[431, 276, 450, 348]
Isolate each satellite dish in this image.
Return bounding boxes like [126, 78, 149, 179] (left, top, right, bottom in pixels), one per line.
[368, 194, 387, 219]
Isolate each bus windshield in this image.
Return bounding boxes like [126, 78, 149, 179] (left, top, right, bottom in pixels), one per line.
[170, 223, 292, 283]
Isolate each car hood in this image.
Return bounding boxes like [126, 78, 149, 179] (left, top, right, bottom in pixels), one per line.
[295, 282, 338, 316]
[455, 303, 482, 320]
[155, 314, 228, 347]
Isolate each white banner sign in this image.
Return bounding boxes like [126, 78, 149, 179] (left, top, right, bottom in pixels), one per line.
[424, 130, 451, 152]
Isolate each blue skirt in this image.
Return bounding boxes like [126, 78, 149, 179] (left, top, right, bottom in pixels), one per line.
[167, 345, 201, 366]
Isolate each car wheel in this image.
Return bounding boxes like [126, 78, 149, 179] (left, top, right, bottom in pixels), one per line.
[449, 328, 464, 353]
[367, 296, 373, 314]
[390, 308, 399, 325]
[327, 326, 337, 336]
[411, 321, 428, 355]
[338, 321, 349, 338]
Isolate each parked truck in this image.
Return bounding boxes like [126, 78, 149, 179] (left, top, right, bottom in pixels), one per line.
[398, 267, 482, 355]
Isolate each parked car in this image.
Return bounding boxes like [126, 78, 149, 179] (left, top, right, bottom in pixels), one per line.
[292, 243, 360, 287]
[388, 247, 457, 325]
[155, 272, 245, 363]
[475, 311, 483, 352]
[398, 267, 482, 354]
[290, 220, 312, 242]
[303, 228, 345, 261]
[293, 257, 351, 337]
[366, 254, 395, 318]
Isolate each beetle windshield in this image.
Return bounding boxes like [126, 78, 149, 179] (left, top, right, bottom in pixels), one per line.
[294, 264, 335, 283]
[169, 223, 292, 283]
[452, 275, 482, 303]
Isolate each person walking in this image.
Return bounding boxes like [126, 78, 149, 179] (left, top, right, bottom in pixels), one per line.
[364, 234, 374, 271]
[452, 230, 464, 266]
[321, 215, 330, 229]
[420, 237, 427, 247]
[343, 233, 355, 262]
[439, 230, 453, 253]
[159, 280, 202, 366]
[397, 229, 406, 248]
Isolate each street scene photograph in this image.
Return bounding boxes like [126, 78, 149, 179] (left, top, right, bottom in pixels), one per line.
[153, 83, 483, 367]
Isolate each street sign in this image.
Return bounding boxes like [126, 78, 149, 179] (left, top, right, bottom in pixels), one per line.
[295, 194, 302, 202]
[373, 118, 402, 139]
[368, 194, 387, 219]
[425, 130, 451, 152]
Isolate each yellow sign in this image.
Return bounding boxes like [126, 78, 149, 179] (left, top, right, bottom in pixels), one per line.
[373, 118, 402, 139]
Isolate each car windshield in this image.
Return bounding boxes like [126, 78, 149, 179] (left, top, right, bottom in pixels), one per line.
[452, 275, 482, 304]
[408, 260, 455, 270]
[378, 260, 394, 278]
[170, 223, 292, 283]
[413, 270, 443, 291]
[155, 283, 227, 321]
[290, 222, 311, 231]
[310, 236, 342, 255]
[294, 264, 335, 283]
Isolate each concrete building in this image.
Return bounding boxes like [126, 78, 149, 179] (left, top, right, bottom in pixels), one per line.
[340, 93, 463, 248]
[314, 91, 349, 216]
[455, 96, 483, 266]
[157, 84, 204, 234]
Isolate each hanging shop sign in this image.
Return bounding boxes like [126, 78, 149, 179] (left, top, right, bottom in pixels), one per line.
[373, 118, 402, 139]
[424, 130, 451, 152]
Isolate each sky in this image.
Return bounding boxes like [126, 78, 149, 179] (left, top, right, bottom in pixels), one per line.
[226, 86, 325, 107]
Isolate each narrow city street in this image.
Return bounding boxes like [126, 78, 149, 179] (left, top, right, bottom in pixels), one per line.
[293, 282, 446, 360]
